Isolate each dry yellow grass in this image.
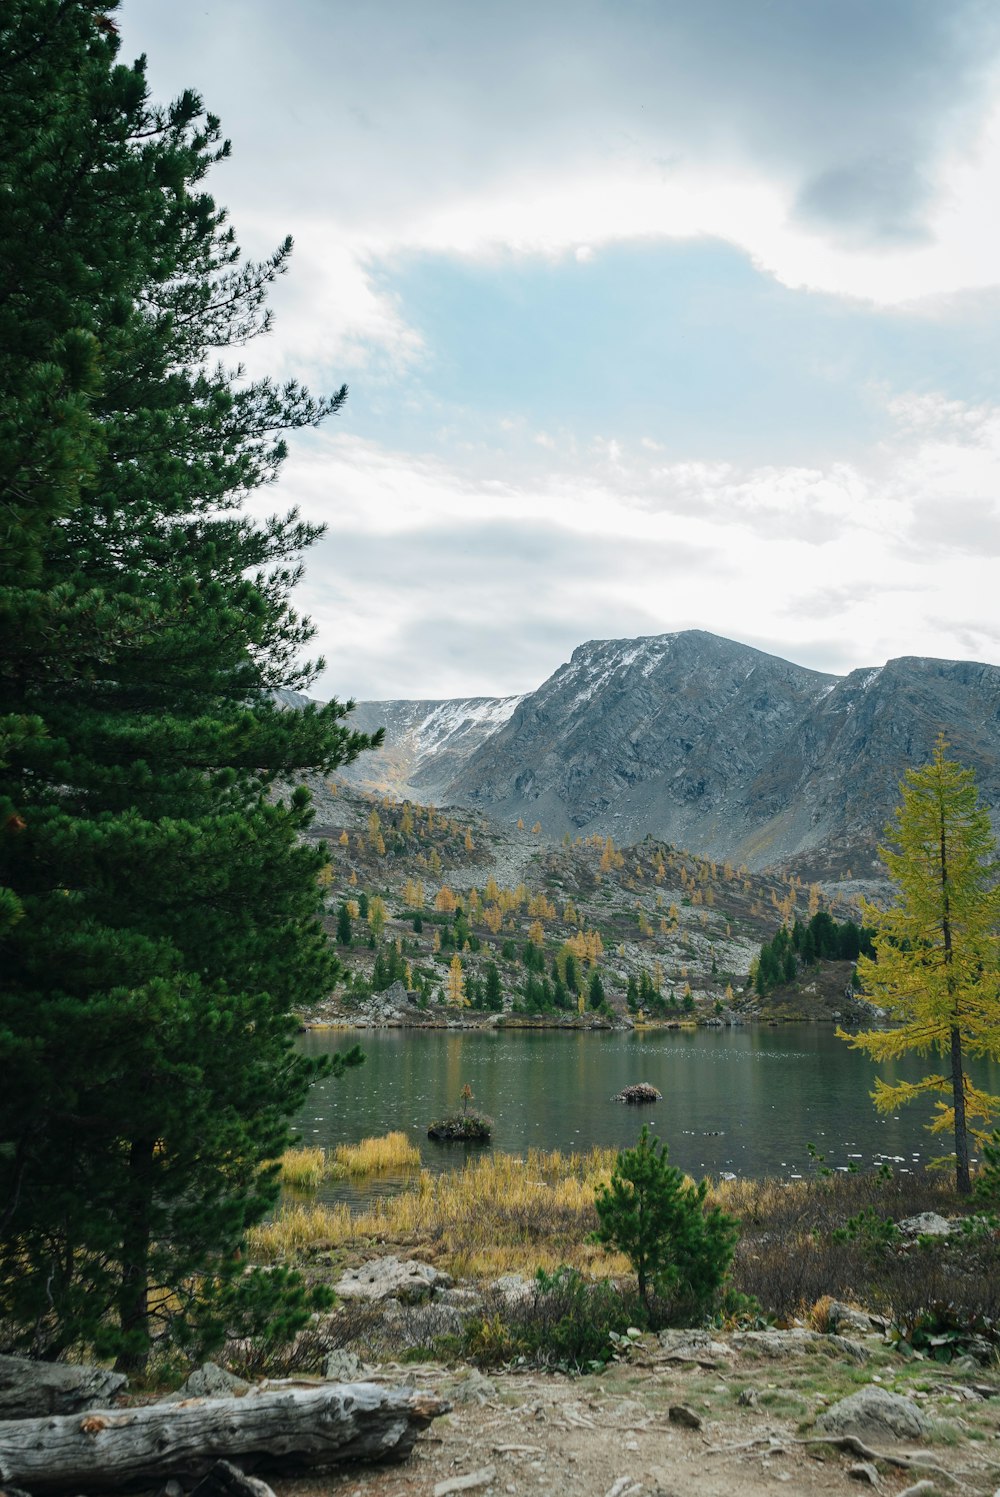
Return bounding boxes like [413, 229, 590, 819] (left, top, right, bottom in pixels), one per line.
[331, 1131, 422, 1176]
[247, 1145, 629, 1279]
[278, 1146, 327, 1191]
[249, 1201, 353, 1261]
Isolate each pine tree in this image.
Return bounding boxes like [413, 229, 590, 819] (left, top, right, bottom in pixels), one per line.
[840, 740, 1000, 1194]
[484, 961, 503, 1012]
[0, 2, 376, 1366]
[593, 1127, 738, 1325]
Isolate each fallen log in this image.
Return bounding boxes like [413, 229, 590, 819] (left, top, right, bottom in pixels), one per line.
[0, 1357, 127, 1421]
[0, 1382, 449, 1494]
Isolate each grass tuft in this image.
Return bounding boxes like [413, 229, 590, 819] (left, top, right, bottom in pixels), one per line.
[278, 1146, 327, 1191]
[331, 1131, 422, 1176]
[249, 1145, 628, 1278]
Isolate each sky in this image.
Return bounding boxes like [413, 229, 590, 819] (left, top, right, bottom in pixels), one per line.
[122, 0, 1000, 702]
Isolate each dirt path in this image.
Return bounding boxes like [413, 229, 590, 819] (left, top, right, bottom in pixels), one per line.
[281, 1347, 1000, 1497]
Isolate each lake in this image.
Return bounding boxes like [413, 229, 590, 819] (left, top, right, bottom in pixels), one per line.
[296, 1025, 999, 1200]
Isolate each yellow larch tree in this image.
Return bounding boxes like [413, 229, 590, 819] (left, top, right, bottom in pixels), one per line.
[839, 741, 1000, 1195]
[448, 954, 468, 1007]
[367, 895, 387, 942]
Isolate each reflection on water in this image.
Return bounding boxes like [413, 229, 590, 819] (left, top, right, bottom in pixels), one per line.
[294, 1026, 999, 1204]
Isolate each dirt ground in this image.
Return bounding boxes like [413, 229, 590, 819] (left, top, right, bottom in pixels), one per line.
[280, 1340, 1000, 1497]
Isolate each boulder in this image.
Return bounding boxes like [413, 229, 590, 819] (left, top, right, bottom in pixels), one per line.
[657, 1329, 734, 1365]
[335, 1256, 452, 1304]
[897, 1212, 953, 1238]
[489, 1274, 533, 1304]
[732, 1328, 869, 1362]
[436, 1287, 484, 1310]
[445, 1370, 496, 1405]
[815, 1387, 931, 1443]
[164, 1364, 250, 1403]
[322, 1350, 366, 1382]
[612, 1083, 662, 1104]
[827, 1302, 877, 1336]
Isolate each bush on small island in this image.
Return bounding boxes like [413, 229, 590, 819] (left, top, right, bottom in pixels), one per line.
[428, 1081, 493, 1142]
[613, 1083, 662, 1104]
[427, 1113, 493, 1142]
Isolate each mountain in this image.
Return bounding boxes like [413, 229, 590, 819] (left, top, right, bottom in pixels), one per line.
[331, 631, 1000, 878]
[337, 695, 523, 801]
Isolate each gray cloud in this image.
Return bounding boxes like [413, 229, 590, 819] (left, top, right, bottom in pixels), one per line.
[905, 499, 1000, 557]
[794, 158, 934, 247]
[296, 518, 706, 698]
[125, 0, 1000, 250]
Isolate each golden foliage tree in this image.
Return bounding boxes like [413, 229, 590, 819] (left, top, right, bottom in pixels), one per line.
[839, 740, 1000, 1194]
[448, 954, 468, 1007]
[367, 895, 388, 941]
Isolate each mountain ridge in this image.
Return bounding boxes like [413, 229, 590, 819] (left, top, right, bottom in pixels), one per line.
[328, 630, 1000, 878]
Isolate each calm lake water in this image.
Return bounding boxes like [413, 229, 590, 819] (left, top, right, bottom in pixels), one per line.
[295, 1025, 999, 1200]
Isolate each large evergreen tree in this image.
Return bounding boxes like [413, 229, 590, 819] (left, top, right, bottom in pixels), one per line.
[0, 1, 375, 1365]
[840, 740, 1000, 1195]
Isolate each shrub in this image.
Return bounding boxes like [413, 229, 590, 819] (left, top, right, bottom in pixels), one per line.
[593, 1126, 738, 1327]
[177, 1265, 333, 1373]
[973, 1131, 1000, 1205]
[464, 1266, 643, 1370]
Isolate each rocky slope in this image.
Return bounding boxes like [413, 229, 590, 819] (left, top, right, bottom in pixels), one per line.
[325, 631, 1000, 876]
[338, 696, 523, 801]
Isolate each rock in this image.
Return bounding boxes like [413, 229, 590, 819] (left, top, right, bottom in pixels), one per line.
[897, 1212, 953, 1237]
[737, 1388, 758, 1407]
[154, 1484, 185, 1497]
[827, 1302, 876, 1335]
[322, 1349, 365, 1381]
[190, 1461, 276, 1497]
[436, 1286, 484, 1310]
[612, 1083, 662, 1104]
[732, 1328, 869, 1362]
[165, 1363, 251, 1402]
[657, 1329, 734, 1365]
[446, 1370, 496, 1405]
[335, 1255, 452, 1303]
[668, 1404, 703, 1430]
[815, 1387, 931, 1443]
[490, 1273, 533, 1303]
[847, 1461, 881, 1486]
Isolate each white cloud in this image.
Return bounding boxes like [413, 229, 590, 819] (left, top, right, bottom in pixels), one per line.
[268, 386, 1000, 700]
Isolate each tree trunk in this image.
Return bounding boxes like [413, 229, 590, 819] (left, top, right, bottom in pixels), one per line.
[114, 1135, 155, 1375]
[939, 817, 971, 1197]
[951, 1027, 971, 1195]
[0, 1383, 448, 1493]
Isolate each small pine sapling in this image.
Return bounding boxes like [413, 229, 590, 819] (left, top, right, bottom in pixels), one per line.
[593, 1126, 738, 1327]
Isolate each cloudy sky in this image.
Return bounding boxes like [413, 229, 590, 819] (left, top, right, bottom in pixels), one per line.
[123, 0, 1000, 702]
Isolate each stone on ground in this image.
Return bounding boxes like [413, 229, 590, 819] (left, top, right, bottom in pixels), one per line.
[815, 1386, 931, 1442]
[335, 1256, 452, 1303]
